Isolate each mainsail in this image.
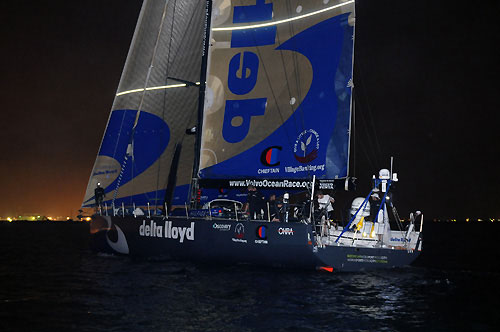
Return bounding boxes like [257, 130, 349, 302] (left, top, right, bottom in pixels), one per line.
[82, 0, 207, 209]
[198, 0, 355, 187]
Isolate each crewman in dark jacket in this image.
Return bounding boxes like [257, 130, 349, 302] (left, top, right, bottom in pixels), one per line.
[268, 194, 282, 221]
[95, 182, 105, 207]
[245, 185, 266, 220]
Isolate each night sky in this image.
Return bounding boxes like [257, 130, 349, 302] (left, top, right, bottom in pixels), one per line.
[1, 1, 499, 219]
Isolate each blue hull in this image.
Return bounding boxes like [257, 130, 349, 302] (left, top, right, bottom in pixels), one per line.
[90, 215, 421, 272]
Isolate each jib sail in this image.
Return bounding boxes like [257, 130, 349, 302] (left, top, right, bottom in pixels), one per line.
[82, 0, 206, 208]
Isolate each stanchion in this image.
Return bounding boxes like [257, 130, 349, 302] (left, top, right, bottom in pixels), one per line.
[234, 202, 238, 221]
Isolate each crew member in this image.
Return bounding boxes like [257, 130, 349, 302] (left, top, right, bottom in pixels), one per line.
[370, 188, 381, 222]
[316, 190, 335, 236]
[95, 182, 105, 208]
[316, 190, 334, 218]
[245, 185, 266, 220]
[268, 194, 282, 222]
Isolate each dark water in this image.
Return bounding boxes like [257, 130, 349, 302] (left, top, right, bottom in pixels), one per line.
[1, 222, 499, 332]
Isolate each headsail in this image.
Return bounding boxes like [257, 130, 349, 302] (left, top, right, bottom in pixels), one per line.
[198, 0, 355, 187]
[82, 0, 207, 209]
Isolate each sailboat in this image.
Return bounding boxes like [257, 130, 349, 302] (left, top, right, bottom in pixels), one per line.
[82, 0, 423, 272]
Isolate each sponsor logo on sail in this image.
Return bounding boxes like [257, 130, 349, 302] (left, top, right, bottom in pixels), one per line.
[213, 223, 232, 231]
[293, 129, 320, 163]
[257, 168, 280, 175]
[278, 227, 295, 236]
[284, 164, 325, 174]
[260, 146, 282, 167]
[222, 1, 276, 144]
[232, 223, 247, 243]
[93, 168, 118, 177]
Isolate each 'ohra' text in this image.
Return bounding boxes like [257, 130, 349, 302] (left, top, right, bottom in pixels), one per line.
[139, 220, 195, 243]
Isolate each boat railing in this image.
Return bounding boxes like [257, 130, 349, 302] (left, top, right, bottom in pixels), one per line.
[94, 201, 313, 224]
[95, 202, 169, 219]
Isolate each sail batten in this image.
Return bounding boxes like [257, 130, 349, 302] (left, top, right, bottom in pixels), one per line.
[212, 0, 355, 31]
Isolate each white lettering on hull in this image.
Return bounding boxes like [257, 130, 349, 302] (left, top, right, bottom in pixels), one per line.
[139, 220, 194, 243]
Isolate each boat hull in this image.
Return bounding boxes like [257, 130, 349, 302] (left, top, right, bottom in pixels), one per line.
[90, 215, 421, 272]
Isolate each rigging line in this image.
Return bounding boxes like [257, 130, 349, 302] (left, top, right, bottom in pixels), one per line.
[387, 199, 409, 248]
[110, 110, 129, 167]
[166, 0, 205, 81]
[357, 101, 381, 170]
[356, 108, 378, 171]
[158, 0, 205, 200]
[160, 93, 200, 195]
[166, 0, 204, 148]
[276, 24, 293, 111]
[155, 0, 179, 212]
[357, 98, 380, 169]
[285, 0, 304, 129]
[392, 205, 407, 245]
[351, 89, 356, 176]
[346, 5, 356, 179]
[353, 134, 374, 170]
[355, 63, 383, 167]
[275, 18, 296, 136]
[356, 113, 377, 171]
[114, 1, 204, 98]
[284, 1, 312, 179]
[134, 0, 170, 130]
[113, 0, 170, 205]
[252, 42, 295, 155]
[132, 0, 173, 210]
[280, 1, 312, 182]
[236, 7, 295, 154]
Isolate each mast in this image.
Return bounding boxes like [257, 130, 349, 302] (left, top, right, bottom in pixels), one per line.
[190, 0, 213, 207]
[346, 3, 356, 180]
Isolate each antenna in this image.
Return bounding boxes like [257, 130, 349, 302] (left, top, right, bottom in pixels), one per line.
[390, 156, 393, 179]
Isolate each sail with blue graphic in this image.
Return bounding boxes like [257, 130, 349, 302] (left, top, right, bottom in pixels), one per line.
[198, 0, 355, 187]
[82, 0, 206, 208]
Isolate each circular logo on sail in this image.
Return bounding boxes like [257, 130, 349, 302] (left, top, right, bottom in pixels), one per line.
[293, 129, 319, 163]
[256, 225, 268, 239]
[260, 146, 282, 166]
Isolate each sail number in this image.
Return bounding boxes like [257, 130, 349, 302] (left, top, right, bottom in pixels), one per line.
[222, 0, 276, 143]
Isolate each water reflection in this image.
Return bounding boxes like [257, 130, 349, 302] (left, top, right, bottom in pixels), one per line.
[1, 222, 498, 331]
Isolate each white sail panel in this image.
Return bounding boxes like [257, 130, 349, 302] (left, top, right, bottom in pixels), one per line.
[82, 0, 206, 209]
